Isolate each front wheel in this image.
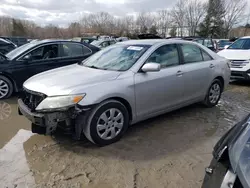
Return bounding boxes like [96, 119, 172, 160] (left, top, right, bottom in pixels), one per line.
[203, 79, 222, 107]
[83, 100, 129, 146]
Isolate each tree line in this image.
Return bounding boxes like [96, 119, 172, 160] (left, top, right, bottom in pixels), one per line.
[0, 0, 248, 39]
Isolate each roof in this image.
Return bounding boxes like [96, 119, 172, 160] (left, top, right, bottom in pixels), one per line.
[119, 39, 193, 46]
[241, 36, 250, 39]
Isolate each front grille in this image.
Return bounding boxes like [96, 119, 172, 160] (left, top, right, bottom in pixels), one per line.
[20, 88, 46, 112]
[230, 60, 249, 68]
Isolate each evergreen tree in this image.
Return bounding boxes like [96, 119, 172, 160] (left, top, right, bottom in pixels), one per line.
[197, 0, 225, 38]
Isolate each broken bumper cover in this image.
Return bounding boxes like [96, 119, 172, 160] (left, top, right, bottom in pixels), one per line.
[18, 99, 45, 126]
[18, 99, 74, 135]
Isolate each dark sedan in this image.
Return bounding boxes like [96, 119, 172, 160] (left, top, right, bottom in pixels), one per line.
[202, 114, 250, 188]
[0, 39, 100, 99]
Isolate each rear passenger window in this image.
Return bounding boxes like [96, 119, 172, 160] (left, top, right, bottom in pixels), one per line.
[61, 43, 91, 57]
[180, 44, 203, 63]
[201, 50, 213, 61]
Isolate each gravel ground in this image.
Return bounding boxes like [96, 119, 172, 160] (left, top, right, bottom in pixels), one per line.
[0, 81, 249, 188]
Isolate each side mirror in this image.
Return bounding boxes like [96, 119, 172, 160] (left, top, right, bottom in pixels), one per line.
[23, 54, 31, 61]
[224, 45, 229, 49]
[141, 63, 161, 72]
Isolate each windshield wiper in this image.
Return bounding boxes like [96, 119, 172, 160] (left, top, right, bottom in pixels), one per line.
[85, 65, 107, 70]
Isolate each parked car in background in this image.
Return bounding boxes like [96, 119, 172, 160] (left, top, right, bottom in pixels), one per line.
[202, 113, 250, 188]
[90, 39, 116, 48]
[217, 36, 250, 80]
[1, 36, 28, 46]
[71, 37, 97, 44]
[0, 39, 100, 99]
[183, 37, 217, 52]
[0, 38, 17, 54]
[18, 39, 230, 146]
[217, 39, 232, 51]
[116, 37, 129, 42]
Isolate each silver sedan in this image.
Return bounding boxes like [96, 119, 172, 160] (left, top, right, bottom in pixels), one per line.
[19, 39, 231, 146]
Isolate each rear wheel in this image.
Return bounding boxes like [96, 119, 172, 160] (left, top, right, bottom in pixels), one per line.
[203, 79, 222, 107]
[83, 100, 129, 146]
[0, 76, 13, 99]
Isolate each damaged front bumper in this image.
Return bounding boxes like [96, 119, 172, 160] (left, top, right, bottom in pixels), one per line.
[18, 99, 90, 139]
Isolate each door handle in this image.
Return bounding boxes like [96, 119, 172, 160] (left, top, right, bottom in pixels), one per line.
[176, 71, 184, 77]
[209, 64, 215, 68]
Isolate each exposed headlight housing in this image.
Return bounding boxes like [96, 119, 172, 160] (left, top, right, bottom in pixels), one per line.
[35, 94, 85, 111]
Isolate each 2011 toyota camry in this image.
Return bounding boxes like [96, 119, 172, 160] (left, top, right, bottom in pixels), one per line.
[18, 39, 231, 146]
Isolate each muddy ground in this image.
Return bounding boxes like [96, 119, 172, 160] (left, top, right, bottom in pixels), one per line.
[0, 81, 250, 188]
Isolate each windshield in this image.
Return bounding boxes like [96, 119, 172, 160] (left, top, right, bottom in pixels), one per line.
[82, 44, 150, 71]
[5, 42, 37, 60]
[228, 38, 250, 50]
[218, 40, 231, 47]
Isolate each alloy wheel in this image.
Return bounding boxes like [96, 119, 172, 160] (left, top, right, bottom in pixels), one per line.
[96, 108, 124, 140]
[209, 83, 221, 104]
[0, 79, 9, 99]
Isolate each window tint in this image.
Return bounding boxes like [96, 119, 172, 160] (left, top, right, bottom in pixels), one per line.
[201, 50, 213, 61]
[61, 43, 91, 57]
[181, 44, 203, 63]
[24, 44, 59, 61]
[146, 44, 179, 68]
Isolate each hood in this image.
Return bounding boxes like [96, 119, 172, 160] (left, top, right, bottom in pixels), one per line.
[24, 64, 121, 96]
[218, 49, 250, 60]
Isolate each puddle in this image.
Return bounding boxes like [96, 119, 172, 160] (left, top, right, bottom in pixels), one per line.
[0, 129, 35, 188]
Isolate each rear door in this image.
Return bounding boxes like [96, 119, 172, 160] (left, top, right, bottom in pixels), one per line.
[178, 43, 215, 102]
[58, 42, 93, 65]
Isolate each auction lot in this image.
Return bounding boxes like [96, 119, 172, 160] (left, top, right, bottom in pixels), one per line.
[0, 82, 250, 188]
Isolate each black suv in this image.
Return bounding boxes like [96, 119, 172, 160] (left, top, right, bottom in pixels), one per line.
[0, 39, 100, 99]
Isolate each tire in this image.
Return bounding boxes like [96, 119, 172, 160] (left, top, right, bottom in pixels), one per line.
[203, 79, 222, 107]
[83, 100, 129, 146]
[0, 75, 13, 99]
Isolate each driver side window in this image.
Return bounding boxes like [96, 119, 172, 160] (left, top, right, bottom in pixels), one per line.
[146, 44, 179, 68]
[23, 44, 59, 61]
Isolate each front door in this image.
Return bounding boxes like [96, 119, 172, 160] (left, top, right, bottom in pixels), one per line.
[19, 43, 61, 78]
[134, 44, 184, 119]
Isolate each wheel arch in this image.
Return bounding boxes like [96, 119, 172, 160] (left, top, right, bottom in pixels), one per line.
[103, 97, 133, 122]
[214, 76, 225, 91]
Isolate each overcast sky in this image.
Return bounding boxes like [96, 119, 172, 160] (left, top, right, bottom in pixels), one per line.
[0, 0, 176, 26]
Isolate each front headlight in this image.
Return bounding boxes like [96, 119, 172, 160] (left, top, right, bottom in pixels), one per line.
[35, 94, 85, 111]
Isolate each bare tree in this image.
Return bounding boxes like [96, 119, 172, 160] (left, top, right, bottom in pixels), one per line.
[171, 0, 187, 37]
[156, 10, 171, 37]
[223, 0, 247, 38]
[136, 12, 155, 33]
[186, 0, 207, 36]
